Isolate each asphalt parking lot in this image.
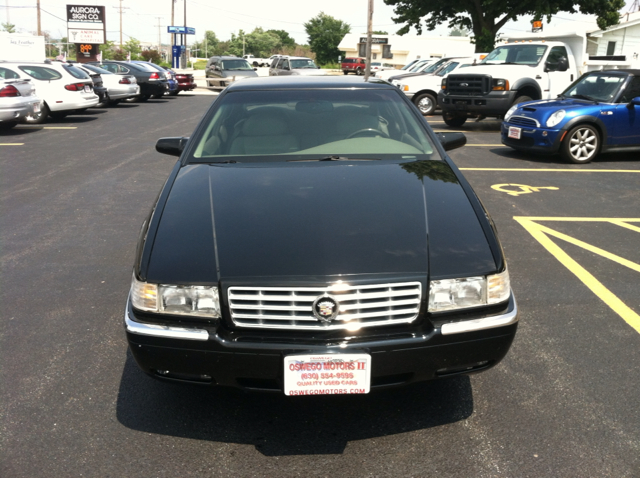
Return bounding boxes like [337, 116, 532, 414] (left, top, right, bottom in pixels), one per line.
[1, 95, 639, 477]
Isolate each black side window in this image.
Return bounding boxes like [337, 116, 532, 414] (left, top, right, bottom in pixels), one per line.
[0, 67, 20, 79]
[282, 60, 290, 69]
[619, 77, 640, 103]
[547, 46, 568, 65]
[18, 66, 62, 80]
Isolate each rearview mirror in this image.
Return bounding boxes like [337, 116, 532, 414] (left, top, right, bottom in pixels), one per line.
[156, 137, 189, 157]
[436, 132, 467, 152]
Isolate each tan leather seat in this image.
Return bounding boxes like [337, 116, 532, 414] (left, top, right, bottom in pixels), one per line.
[229, 113, 299, 155]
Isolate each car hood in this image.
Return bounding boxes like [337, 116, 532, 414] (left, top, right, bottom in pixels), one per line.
[145, 161, 497, 283]
[512, 98, 604, 123]
[388, 71, 430, 82]
[223, 70, 258, 78]
[450, 64, 536, 79]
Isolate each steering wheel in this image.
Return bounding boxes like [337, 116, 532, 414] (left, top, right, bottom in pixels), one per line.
[347, 128, 390, 139]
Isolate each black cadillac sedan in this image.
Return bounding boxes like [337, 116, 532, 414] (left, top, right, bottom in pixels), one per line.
[125, 76, 518, 395]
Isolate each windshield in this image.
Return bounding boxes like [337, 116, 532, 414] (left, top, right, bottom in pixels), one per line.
[481, 44, 547, 65]
[63, 65, 91, 79]
[291, 59, 318, 69]
[562, 73, 627, 102]
[221, 59, 252, 70]
[191, 88, 436, 162]
[435, 62, 460, 76]
[423, 59, 449, 74]
[82, 64, 113, 75]
[408, 60, 429, 72]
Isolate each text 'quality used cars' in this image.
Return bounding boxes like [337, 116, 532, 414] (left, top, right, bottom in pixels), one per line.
[124, 76, 518, 396]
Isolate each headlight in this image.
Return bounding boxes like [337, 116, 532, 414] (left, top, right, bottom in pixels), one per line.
[428, 269, 510, 312]
[441, 78, 446, 89]
[492, 78, 509, 91]
[546, 109, 566, 128]
[504, 104, 519, 121]
[130, 274, 221, 318]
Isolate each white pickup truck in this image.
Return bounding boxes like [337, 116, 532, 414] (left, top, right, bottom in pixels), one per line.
[243, 54, 271, 67]
[438, 31, 631, 127]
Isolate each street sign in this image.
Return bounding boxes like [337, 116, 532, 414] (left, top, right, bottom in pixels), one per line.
[168, 26, 196, 35]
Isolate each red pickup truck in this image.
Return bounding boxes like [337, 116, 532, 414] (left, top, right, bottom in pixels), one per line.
[341, 57, 366, 75]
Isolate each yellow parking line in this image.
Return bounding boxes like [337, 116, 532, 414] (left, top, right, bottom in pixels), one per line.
[16, 126, 78, 130]
[515, 217, 640, 334]
[460, 168, 640, 173]
[0, 143, 23, 146]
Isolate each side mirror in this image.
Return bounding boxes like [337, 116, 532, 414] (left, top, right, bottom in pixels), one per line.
[631, 96, 640, 106]
[214, 66, 221, 71]
[436, 132, 467, 152]
[156, 137, 189, 157]
[253, 68, 258, 71]
[557, 57, 569, 71]
[284, 66, 290, 70]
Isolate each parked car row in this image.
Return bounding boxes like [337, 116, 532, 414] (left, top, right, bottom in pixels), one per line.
[0, 59, 196, 128]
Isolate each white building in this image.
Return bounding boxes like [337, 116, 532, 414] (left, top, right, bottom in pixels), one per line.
[587, 11, 640, 65]
[337, 33, 475, 68]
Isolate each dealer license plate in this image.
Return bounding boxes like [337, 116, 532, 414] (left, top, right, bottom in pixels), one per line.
[84, 85, 91, 93]
[284, 353, 371, 396]
[508, 126, 522, 139]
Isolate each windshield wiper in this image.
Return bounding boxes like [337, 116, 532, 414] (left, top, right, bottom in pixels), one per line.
[571, 94, 598, 103]
[288, 156, 380, 162]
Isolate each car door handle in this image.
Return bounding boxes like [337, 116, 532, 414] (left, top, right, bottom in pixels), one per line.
[535, 75, 542, 79]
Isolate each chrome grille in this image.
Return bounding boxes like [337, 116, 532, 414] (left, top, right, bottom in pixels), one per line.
[228, 282, 422, 330]
[508, 116, 539, 127]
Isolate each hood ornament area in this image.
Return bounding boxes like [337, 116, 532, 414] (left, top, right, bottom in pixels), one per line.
[312, 295, 340, 323]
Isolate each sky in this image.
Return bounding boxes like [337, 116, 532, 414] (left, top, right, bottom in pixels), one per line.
[2, 0, 637, 49]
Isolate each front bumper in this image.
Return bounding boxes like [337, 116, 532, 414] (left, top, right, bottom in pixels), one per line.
[501, 122, 564, 153]
[124, 294, 518, 392]
[439, 90, 516, 117]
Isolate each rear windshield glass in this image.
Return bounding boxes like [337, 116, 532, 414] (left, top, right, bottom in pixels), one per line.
[82, 64, 113, 75]
[63, 65, 91, 79]
[342, 59, 359, 64]
[18, 66, 62, 81]
[191, 88, 436, 161]
[220, 60, 252, 70]
[130, 62, 158, 72]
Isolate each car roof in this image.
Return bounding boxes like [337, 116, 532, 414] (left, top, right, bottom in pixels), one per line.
[590, 69, 640, 76]
[225, 75, 396, 91]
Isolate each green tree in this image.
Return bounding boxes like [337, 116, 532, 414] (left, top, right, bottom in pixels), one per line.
[1, 22, 16, 33]
[449, 27, 469, 37]
[227, 28, 282, 57]
[267, 29, 296, 49]
[383, 0, 625, 52]
[99, 40, 116, 60]
[124, 38, 142, 59]
[304, 12, 351, 65]
[141, 49, 162, 63]
[372, 30, 389, 34]
[192, 30, 220, 58]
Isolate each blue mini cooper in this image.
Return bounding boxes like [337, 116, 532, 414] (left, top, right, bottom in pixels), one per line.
[501, 70, 640, 163]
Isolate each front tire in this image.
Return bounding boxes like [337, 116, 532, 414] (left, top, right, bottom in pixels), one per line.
[355, 68, 363, 76]
[512, 95, 533, 106]
[561, 124, 599, 164]
[413, 93, 436, 115]
[23, 102, 49, 124]
[343, 70, 348, 75]
[443, 112, 467, 128]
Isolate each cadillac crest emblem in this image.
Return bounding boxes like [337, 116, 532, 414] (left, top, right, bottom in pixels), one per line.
[312, 295, 339, 323]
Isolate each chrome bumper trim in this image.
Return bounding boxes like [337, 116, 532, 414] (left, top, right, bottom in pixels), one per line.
[440, 297, 518, 335]
[125, 307, 209, 341]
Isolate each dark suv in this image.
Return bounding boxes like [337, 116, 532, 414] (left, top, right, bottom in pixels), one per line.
[205, 56, 258, 89]
[87, 60, 168, 101]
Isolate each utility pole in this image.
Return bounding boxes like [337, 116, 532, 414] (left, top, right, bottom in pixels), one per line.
[36, 0, 41, 36]
[364, 0, 373, 80]
[113, 0, 129, 48]
[171, 0, 175, 49]
[181, 0, 187, 68]
[5, 0, 9, 24]
[155, 17, 162, 53]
